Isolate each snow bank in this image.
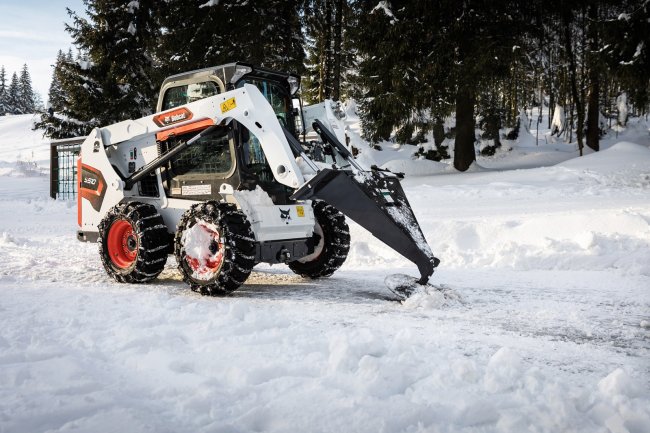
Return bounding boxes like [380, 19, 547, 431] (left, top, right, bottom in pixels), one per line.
[346, 140, 650, 277]
[382, 158, 449, 176]
[559, 141, 650, 173]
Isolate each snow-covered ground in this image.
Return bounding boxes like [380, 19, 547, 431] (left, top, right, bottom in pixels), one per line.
[1, 113, 649, 433]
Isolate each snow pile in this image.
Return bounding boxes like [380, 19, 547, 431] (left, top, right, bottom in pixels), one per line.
[558, 140, 650, 173]
[346, 140, 650, 277]
[180, 220, 224, 280]
[401, 283, 463, 309]
[233, 185, 276, 216]
[382, 157, 449, 176]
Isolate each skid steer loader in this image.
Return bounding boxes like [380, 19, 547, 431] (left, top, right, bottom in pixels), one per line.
[77, 62, 439, 297]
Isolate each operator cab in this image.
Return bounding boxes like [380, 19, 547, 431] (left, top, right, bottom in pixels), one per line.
[155, 63, 301, 204]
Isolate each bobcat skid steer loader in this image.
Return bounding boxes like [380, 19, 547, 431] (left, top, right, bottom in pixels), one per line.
[77, 63, 439, 296]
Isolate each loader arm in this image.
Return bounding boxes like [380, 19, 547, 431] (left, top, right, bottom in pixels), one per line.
[97, 84, 305, 189]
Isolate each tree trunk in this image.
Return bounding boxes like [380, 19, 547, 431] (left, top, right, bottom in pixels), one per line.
[563, 8, 584, 155]
[454, 85, 476, 172]
[586, 2, 600, 151]
[433, 117, 445, 148]
[332, 0, 343, 101]
[323, 0, 333, 100]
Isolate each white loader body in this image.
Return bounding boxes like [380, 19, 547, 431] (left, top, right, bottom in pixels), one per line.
[71, 62, 437, 296]
[78, 84, 315, 243]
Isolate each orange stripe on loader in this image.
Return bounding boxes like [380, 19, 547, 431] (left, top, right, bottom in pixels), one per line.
[156, 119, 215, 142]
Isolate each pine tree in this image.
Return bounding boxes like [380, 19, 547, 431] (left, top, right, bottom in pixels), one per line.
[34, 49, 90, 138]
[351, 0, 417, 142]
[18, 64, 36, 114]
[261, 0, 305, 73]
[65, 0, 160, 126]
[0, 66, 7, 116]
[603, 0, 650, 110]
[48, 51, 67, 112]
[303, 0, 355, 104]
[158, 0, 304, 79]
[7, 72, 20, 114]
[352, 1, 458, 144]
[156, 1, 221, 76]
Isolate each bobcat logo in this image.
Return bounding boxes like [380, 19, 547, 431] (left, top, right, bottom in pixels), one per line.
[279, 208, 291, 222]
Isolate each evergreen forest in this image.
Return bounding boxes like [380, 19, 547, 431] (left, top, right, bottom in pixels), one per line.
[35, 0, 649, 171]
[0, 64, 39, 116]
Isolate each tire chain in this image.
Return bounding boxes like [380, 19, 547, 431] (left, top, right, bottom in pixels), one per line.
[174, 201, 256, 296]
[288, 200, 350, 278]
[98, 202, 169, 283]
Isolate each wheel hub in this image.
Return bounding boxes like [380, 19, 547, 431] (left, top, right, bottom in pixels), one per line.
[182, 221, 225, 281]
[107, 219, 138, 269]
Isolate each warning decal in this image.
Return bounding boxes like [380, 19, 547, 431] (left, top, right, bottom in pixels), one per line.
[220, 97, 237, 113]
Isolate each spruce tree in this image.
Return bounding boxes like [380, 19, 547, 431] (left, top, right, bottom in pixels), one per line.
[261, 0, 305, 74]
[18, 64, 36, 114]
[603, 0, 650, 110]
[352, 1, 454, 144]
[156, 1, 227, 76]
[303, 0, 355, 104]
[7, 72, 20, 114]
[0, 66, 7, 116]
[34, 50, 90, 138]
[48, 51, 67, 112]
[158, 0, 304, 79]
[65, 0, 160, 126]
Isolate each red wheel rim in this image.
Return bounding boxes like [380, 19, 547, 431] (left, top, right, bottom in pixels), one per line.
[107, 219, 138, 268]
[183, 221, 225, 280]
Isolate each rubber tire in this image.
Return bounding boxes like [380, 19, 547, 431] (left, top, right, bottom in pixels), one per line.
[98, 202, 169, 283]
[174, 201, 256, 296]
[288, 200, 350, 278]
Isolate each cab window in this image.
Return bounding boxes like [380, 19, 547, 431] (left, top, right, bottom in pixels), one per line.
[166, 127, 233, 176]
[237, 79, 293, 131]
[162, 81, 220, 110]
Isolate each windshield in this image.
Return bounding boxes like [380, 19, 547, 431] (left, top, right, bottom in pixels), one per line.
[237, 78, 294, 133]
[162, 81, 220, 111]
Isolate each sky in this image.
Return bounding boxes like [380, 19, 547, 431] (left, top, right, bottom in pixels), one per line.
[0, 0, 85, 104]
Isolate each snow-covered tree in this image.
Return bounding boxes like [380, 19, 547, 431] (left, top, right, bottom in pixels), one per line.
[7, 72, 20, 114]
[65, 0, 160, 126]
[34, 49, 91, 139]
[303, 0, 355, 104]
[0, 66, 7, 116]
[157, 0, 304, 79]
[18, 64, 36, 114]
[47, 51, 67, 112]
[603, 0, 650, 111]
